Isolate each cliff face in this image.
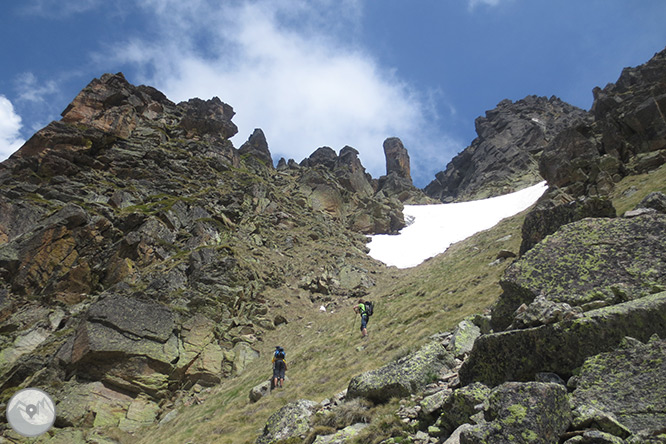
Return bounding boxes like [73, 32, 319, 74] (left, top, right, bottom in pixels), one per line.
[520, 47, 666, 254]
[424, 95, 589, 202]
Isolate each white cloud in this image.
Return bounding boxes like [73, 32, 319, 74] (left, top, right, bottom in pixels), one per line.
[15, 72, 59, 104]
[99, 0, 455, 182]
[0, 96, 25, 161]
[468, 0, 506, 10]
[21, 0, 104, 18]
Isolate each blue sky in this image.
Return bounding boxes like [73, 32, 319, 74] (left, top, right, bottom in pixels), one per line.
[1, 0, 665, 187]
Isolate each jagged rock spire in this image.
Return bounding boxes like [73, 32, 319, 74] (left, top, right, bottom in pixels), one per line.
[383, 137, 412, 183]
[239, 128, 273, 168]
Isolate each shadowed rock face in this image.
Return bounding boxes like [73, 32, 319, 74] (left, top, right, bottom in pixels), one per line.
[518, 192, 617, 255]
[517, 48, 666, 254]
[424, 95, 589, 202]
[239, 128, 273, 168]
[378, 137, 434, 204]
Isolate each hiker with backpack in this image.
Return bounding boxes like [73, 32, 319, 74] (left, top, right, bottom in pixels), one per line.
[353, 299, 373, 338]
[272, 346, 287, 388]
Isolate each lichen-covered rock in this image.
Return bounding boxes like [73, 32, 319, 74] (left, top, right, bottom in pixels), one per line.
[571, 336, 666, 434]
[626, 431, 666, 444]
[460, 382, 571, 444]
[347, 341, 456, 403]
[55, 381, 133, 428]
[518, 193, 616, 255]
[435, 383, 490, 436]
[509, 295, 583, 330]
[36, 428, 87, 444]
[570, 406, 631, 439]
[493, 214, 666, 331]
[255, 399, 318, 444]
[563, 430, 626, 444]
[177, 314, 223, 386]
[635, 191, 666, 214]
[419, 388, 451, 419]
[443, 424, 475, 444]
[313, 423, 368, 444]
[68, 294, 179, 396]
[449, 318, 482, 358]
[232, 342, 260, 376]
[460, 292, 666, 387]
[119, 395, 161, 432]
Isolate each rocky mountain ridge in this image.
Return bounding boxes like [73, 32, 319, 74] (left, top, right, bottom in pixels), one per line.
[424, 95, 589, 202]
[0, 72, 429, 439]
[0, 44, 665, 444]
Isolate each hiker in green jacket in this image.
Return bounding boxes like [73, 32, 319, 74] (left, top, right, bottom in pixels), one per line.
[353, 299, 370, 339]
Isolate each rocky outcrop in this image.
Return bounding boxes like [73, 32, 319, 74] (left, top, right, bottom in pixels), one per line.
[571, 336, 666, 435]
[255, 399, 318, 444]
[434, 382, 490, 437]
[493, 213, 666, 331]
[518, 192, 616, 255]
[239, 128, 273, 168]
[313, 423, 368, 444]
[249, 380, 272, 403]
[460, 292, 666, 387]
[425, 96, 588, 202]
[592, 48, 666, 170]
[634, 191, 666, 214]
[298, 145, 407, 233]
[67, 294, 178, 397]
[347, 341, 456, 403]
[460, 382, 571, 444]
[449, 318, 482, 358]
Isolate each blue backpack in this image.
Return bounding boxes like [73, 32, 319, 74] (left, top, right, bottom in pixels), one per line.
[274, 347, 285, 360]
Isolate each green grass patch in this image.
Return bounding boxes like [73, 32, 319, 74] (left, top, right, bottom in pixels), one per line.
[611, 162, 666, 215]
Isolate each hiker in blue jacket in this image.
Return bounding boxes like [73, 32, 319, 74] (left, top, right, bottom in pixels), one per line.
[272, 346, 287, 388]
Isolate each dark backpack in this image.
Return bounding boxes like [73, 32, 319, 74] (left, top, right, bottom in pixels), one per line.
[274, 348, 285, 360]
[364, 301, 374, 317]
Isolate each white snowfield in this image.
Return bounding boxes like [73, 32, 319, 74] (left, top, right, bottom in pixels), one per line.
[367, 181, 548, 268]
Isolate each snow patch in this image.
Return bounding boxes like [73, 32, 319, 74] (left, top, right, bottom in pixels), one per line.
[367, 181, 547, 268]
